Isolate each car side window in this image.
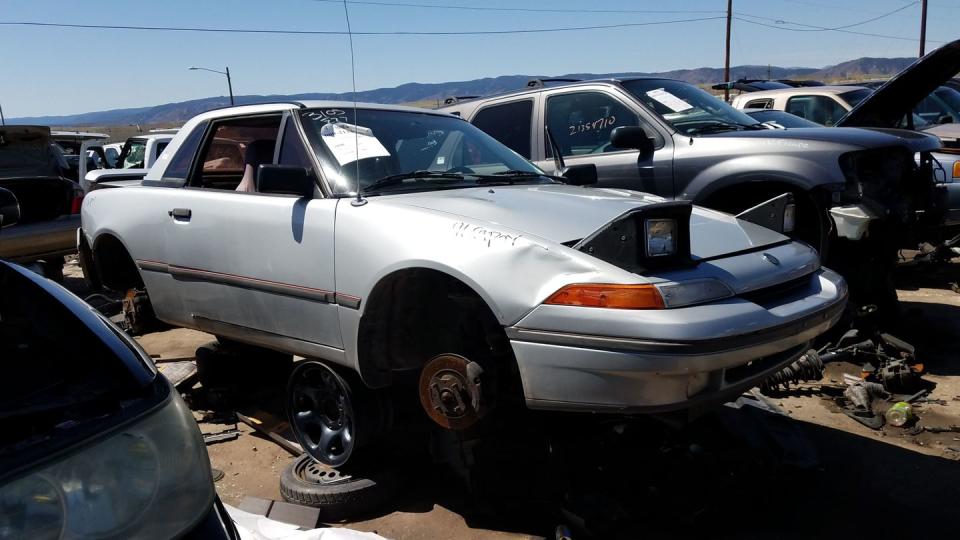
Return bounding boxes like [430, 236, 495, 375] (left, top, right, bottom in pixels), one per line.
[471, 100, 533, 159]
[545, 92, 649, 158]
[189, 115, 283, 191]
[278, 119, 314, 170]
[164, 124, 207, 180]
[745, 98, 773, 110]
[784, 95, 848, 126]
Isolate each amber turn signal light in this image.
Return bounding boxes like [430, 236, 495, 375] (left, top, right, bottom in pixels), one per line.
[544, 284, 666, 309]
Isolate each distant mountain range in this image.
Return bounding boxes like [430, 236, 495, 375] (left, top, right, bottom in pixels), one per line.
[9, 56, 917, 127]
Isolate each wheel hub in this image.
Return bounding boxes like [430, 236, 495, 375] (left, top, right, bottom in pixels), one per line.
[418, 354, 486, 430]
[288, 361, 356, 467]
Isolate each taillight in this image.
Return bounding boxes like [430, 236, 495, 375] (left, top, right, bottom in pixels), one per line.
[70, 190, 84, 214]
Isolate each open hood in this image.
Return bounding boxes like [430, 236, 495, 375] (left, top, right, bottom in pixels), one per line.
[0, 125, 60, 180]
[837, 39, 960, 129]
[390, 184, 786, 261]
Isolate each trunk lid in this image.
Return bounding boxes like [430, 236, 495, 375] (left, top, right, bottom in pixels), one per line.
[837, 39, 960, 129]
[0, 126, 75, 223]
[0, 126, 61, 179]
[389, 184, 787, 260]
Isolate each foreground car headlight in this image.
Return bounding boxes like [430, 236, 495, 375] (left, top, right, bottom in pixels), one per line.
[645, 218, 677, 257]
[655, 278, 734, 308]
[0, 388, 213, 540]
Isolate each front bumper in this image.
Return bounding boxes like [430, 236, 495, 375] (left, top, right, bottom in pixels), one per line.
[507, 268, 847, 414]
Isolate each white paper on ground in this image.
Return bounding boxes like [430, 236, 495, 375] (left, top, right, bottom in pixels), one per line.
[646, 88, 693, 112]
[320, 122, 391, 166]
[224, 504, 386, 540]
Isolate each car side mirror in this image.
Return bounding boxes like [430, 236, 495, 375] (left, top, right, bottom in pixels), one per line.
[609, 126, 655, 161]
[559, 163, 598, 186]
[257, 165, 315, 198]
[0, 187, 21, 228]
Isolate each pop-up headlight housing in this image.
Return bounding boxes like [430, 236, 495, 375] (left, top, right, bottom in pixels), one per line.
[572, 201, 693, 273]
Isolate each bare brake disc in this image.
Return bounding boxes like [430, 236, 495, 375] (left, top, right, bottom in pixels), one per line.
[418, 353, 487, 430]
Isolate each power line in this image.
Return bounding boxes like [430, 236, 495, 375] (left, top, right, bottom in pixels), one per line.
[733, 15, 945, 44]
[737, 2, 917, 32]
[310, 0, 725, 15]
[0, 16, 726, 36]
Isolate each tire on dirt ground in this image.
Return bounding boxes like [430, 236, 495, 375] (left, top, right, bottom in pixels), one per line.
[279, 452, 401, 520]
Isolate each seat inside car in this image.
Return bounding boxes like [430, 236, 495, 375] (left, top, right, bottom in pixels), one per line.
[236, 139, 276, 192]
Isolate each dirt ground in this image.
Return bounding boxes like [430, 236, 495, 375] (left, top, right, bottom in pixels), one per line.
[62, 257, 960, 539]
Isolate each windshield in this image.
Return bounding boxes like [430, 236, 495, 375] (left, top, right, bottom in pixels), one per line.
[746, 110, 820, 129]
[621, 79, 762, 136]
[934, 87, 960, 117]
[841, 88, 874, 108]
[118, 139, 147, 169]
[299, 108, 548, 195]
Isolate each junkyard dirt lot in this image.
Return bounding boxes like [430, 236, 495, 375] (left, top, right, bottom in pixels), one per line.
[65, 259, 960, 539]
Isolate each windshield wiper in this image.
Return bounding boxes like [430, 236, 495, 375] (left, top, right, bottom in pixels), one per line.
[474, 170, 551, 184]
[364, 170, 466, 193]
[689, 121, 764, 134]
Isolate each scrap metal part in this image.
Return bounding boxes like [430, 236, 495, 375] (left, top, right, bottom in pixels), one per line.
[418, 353, 486, 430]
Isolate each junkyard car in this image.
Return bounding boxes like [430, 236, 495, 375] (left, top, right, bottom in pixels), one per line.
[0, 125, 85, 279]
[0, 257, 238, 539]
[439, 44, 960, 317]
[80, 102, 847, 466]
[82, 132, 176, 192]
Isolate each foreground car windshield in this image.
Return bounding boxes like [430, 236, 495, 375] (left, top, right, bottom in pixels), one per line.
[621, 79, 762, 135]
[298, 108, 548, 195]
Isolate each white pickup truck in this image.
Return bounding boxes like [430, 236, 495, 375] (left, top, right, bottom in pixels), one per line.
[82, 132, 176, 192]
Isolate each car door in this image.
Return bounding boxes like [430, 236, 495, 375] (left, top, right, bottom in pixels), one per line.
[533, 87, 675, 197]
[163, 112, 342, 349]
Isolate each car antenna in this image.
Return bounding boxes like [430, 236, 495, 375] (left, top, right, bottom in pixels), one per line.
[544, 125, 566, 173]
[343, 0, 366, 207]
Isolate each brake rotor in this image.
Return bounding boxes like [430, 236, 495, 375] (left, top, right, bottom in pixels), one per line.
[418, 354, 486, 430]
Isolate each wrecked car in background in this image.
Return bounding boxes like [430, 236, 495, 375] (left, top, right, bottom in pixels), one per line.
[439, 42, 960, 317]
[80, 101, 847, 467]
[82, 132, 176, 192]
[0, 125, 84, 279]
[0, 258, 238, 539]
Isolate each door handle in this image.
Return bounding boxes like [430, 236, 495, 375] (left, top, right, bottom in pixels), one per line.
[169, 208, 192, 220]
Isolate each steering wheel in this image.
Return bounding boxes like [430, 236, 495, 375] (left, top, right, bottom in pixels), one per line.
[588, 141, 613, 154]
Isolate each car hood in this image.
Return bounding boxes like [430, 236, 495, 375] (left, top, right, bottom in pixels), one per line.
[387, 184, 786, 260]
[705, 125, 941, 152]
[0, 125, 60, 180]
[922, 122, 960, 144]
[837, 39, 960, 129]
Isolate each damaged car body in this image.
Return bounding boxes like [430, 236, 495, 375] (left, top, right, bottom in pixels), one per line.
[438, 44, 960, 318]
[79, 102, 847, 466]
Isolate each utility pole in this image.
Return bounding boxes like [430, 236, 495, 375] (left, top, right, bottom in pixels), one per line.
[919, 0, 928, 57]
[225, 67, 235, 106]
[724, 0, 733, 102]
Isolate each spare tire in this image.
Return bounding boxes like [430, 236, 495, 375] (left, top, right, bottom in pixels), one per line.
[279, 453, 401, 520]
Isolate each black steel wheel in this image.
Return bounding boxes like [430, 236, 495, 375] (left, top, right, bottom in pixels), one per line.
[287, 361, 359, 467]
[279, 453, 400, 520]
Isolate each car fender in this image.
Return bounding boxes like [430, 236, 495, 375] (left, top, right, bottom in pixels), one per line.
[681, 153, 843, 203]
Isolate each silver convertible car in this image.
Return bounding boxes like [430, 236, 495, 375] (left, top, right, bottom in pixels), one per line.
[79, 102, 847, 466]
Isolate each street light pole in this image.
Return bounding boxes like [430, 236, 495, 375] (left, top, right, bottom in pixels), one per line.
[189, 66, 235, 106]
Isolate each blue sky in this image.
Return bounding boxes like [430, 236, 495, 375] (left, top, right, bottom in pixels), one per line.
[0, 0, 955, 117]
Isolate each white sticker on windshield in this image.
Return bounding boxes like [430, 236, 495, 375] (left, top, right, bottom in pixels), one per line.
[646, 88, 693, 112]
[320, 122, 391, 166]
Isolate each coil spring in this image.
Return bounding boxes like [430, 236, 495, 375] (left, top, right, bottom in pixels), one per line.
[760, 349, 825, 393]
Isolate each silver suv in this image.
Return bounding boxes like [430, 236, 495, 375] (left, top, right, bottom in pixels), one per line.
[440, 76, 943, 317]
